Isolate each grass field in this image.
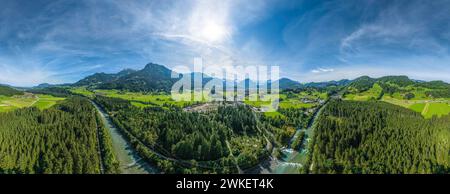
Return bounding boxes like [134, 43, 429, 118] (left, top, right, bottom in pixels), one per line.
[345, 83, 382, 101]
[345, 83, 450, 119]
[346, 83, 433, 102]
[130, 101, 158, 108]
[72, 87, 327, 114]
[409, 103, 426, 113]
[392, 86, 431, 100]
[0, 94, 64, 112]
[382, 96, 450, 118]
[280, 92, 325, 109]
[243, 91, 327, 118]
[243, 93, 277, 109]
[245, 91, 326, 109]
[70, 87, 95, 98]
[263, 111, 285, 118]
[32, 95, 65, 110]
[72, 87, 328, 111]
[383, 97, 450, 118]
[279, 101, 315, 109]
[381, 96, 418, 108]
[0, 94, 36, 112]
[95, 89, 205, 107]
[96, 89, 325, 110]
[422, 103, 450, 118]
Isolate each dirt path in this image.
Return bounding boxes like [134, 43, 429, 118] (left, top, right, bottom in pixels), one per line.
[226, 140, 243, 174]
[422, 103, 430, 115]
[29, 95, 40, 107]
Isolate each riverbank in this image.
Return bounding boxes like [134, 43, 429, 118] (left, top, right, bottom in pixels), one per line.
[91, 101, 158, 174]
[258, 97, 331, 174]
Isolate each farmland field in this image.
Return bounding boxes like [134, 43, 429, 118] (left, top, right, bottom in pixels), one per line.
[243, 91, 327, 119]
[32, 95, 66, 110]
[347, 86, 450, 119]
[73, 87, 327, 111]
[423, 103, 450, 118]
[344, 83, 382, 101]
[382, 96, 418, 108]
[409, 103, 426, 113]
[245, 91, 326, 109]
[0, 94, 64, 112]
[94, 89, 208, 107]
[70, 87, 95, 98]
[382, 97, 450, 118]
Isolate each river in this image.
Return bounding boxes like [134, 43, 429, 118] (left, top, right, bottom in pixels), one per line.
[92, 101, 158, 174]
[91, 97, 329, 174]
[255, 99, 330, 174]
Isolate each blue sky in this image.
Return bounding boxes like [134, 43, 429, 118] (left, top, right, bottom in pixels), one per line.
[1, 0, 450, 86]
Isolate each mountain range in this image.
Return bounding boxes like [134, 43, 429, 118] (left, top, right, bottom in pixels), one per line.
[71, 63, 354, 91]
[2, 62, 449, 93]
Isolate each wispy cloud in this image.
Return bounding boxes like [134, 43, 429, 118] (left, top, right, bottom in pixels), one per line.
[294, 55, 450, 83]
[311, 67, 334, 74]
[1, 0, 450, 86]
[0, 56, 58, 86]
[340, 0, 450, 56]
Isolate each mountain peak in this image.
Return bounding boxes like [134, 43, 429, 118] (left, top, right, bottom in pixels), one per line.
[278, 78, 303, 89]
[144, 63, 166, 70]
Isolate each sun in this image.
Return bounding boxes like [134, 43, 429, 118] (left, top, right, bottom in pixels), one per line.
[199, 21, 229, 43]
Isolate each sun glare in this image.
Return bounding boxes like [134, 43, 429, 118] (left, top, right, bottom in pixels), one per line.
[199, 21, 229, 43]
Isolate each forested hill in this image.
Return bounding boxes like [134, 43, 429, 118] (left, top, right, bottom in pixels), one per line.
[0, 85, 23, 96]
[348, 75, 433, 91]
[74, 63, 178, 92]
[69, 61, 450, 95]
[344, 75, 450, 99]
[74, 69, 137, 87]
[309, 100, 450, 174]
[71, 62, 350, 92]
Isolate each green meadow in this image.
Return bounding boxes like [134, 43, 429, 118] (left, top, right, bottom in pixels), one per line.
[281, 91, 326, 108]
[409, 103, 426, 113]
[382, 97, 450, 119]
[244, 91, 327, 117]
[345, 83, 383, 101]
[381, 96, 418, 108]
[72, 87, 327, 116]
[422, 103, 450, 118]
[344, 83, 450, 119]
[94, 89, 211, 107]
[0, 94, 64, 112]
[32, 95, 66, 110]
[70, 87, 95, 98]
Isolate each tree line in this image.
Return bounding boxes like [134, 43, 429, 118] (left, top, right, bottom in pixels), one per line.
[0, 85, 23, 96]
[0, 97, 118, 174]
[307, 100, 450, 174]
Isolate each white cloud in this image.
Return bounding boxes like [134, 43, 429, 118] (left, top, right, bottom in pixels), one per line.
[1, 0, 450, 86]
[311, 67, 334, 74]
[100, 0, 274, 69]
[295, 55, 450, 83]
[340, 0, 449, 56]
[341, 14, 416, 54]
[0, 58, 57, 87]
